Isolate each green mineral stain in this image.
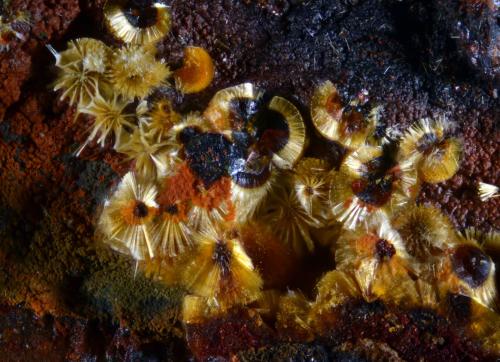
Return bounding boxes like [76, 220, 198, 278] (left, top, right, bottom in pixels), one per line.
[83, 264, 184, 334]
[0, 201, 184, 335]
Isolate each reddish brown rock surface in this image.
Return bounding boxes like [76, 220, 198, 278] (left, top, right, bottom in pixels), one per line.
[0, 0, 498, 360]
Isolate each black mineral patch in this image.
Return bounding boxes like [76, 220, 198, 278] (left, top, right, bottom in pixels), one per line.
[228, 142, 272, 189]
[253, 108, 290, 154]
[228, 97, 264, 132]
[375, 238, 396, 260]
[230, 163, 272, 189]
[447, 293, 472, 322]
[353, 177, 394, 207]
[183, 132, 232, 187]
[213, 241, 232, 278]
[133, 201, 149, 218]
[123, 0, 159, 29]
[452, 244, 491, 288]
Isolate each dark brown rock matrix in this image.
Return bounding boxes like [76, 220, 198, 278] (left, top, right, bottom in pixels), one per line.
[0, 0, 498, 360]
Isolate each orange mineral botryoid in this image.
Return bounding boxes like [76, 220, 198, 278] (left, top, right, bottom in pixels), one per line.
[174, 46, 215, 94]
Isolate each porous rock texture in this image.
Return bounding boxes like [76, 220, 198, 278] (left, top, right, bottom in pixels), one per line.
[0, 0, 498, 360]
